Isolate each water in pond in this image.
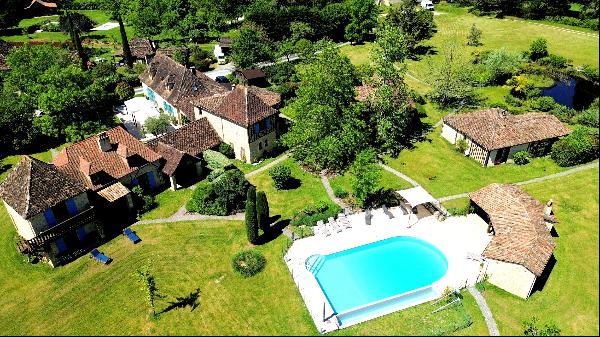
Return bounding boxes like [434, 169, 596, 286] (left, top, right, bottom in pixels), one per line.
[541, 77, 598, 110]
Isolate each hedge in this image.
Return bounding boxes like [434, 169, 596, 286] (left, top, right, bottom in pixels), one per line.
[203, 149, 232, 170]
[290, 201, 342, 227]
[512, 151, 531, 165]
[551, 127, 599, 167]
[186, 169, 251, 215]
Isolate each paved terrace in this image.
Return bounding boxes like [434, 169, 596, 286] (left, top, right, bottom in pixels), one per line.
[284, 208, 492, 333]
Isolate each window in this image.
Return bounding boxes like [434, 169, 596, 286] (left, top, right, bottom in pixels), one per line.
[254, 123, 260, 135]
[264, 139, 268, 147]
[258, 142, 262, 150]
[265, 118, 271, 130]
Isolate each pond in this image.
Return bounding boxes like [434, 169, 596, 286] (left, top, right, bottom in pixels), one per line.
[541, 77, 598, 110]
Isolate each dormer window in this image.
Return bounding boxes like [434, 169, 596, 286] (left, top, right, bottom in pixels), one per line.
[166, 82, 175, 90]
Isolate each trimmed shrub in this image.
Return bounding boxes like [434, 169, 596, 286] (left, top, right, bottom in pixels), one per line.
[575, 99, 599, 127]
[290, 201, 342, 227]
[538, 55, 569, 69]
[256, 191, 270, 233]
[513, 151, 531, 165]
[186, 181, 228, 215]
[132, 185, 157, 214]
[245, 187, 259, 244]
[203, 149, 232, 170]
[218, 143, 235, 159]
[186, 169, 250, 215]
[268, 164, 292, 190]
[206, 168, 224, 182]
[551, 127, 599, 167]
[333, 185, 349, 199]
[456, 138, 468, 154]
[232, 250, 266, 277]
[527, 96, 556, 112]
[529, 38, 548, 61]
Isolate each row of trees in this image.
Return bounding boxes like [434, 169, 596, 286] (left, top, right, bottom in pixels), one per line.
[460, 0, 598, 20]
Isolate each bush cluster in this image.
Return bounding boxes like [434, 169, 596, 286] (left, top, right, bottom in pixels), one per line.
[268, 164, 292, 190]
[218, 143, 235, 159]
[545, 16, 599, 31]
[551, 127, 599, 167]
[186, 168, 251, 215]
[231, 250, 266, 277]
[333, 185, 349, 199]
[132, 185, 157, 214]
[290, 201, 342, 227]
[203, 149, 232, 171]
[512, 151, 531, 165]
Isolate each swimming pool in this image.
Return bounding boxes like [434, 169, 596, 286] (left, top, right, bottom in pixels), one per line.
[306, 236, 448, 327]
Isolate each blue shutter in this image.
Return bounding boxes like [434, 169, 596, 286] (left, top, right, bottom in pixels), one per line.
[66, 199, 78, 216]
[76, 227, 86, 241]
[254, 123, 260, 135]
[132, 178, 139, 186]
[55, 238, 67, 253]
[147, 172, 156, 190]
[265, 118, 271, 129]
[44, 209, 57, 228]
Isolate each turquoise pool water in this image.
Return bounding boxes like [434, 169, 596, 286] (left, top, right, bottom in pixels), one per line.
[306, 236, 448, 326]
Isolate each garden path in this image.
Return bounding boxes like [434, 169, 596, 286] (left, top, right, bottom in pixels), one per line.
[468, 286, 500, 336]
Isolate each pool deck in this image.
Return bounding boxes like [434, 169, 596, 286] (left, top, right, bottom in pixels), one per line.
[284, 207, 492, 333]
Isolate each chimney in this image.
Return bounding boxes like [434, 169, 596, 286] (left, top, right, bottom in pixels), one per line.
[231, 83, 236, 91]
[166, 81, 174, 90]
[544, 199, 553, 219]
[98, 132, 111, 152]
[189, 66, 196, 75]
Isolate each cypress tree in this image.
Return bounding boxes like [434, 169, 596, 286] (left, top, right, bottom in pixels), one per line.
[256, 191, 270, 233]
[245, 186, 258, 244]
[118, 14, 133, 69]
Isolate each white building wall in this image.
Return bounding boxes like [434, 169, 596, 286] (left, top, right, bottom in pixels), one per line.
[3, 201, 39, 240]
[142, 83, 182, 124]
[441, 123, 459, 145]
[485, 259, 537, 299]
[201, 111, 253, 162]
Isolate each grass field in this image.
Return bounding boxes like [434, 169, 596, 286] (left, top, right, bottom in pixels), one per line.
[138, 187, 194, 221]
[482, 167, 599, 336]
[246, 158, 336, 220]
[329, 167, 413, 201]
[384, 126, 598, 198]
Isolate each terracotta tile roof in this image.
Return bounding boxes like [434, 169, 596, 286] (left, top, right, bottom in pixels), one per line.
[152, 142, 185, 176]
[115, 38, 156, 59]
[246, 86, 281, 107]
[193, 85, 278, 127]
[239, 69, 266, 80]
[139, 53, 229, 120]
[0, 156, 88, 219]
[146, 118, 221, 158]
[470, 183, 555, 276]
[356, 84, 376, 102]
[53, 126, 162, 190]
[443, 108, 571, 151]
[97, 181, 130, 202]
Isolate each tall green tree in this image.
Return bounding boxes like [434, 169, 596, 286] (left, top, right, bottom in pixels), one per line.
[282, 47, 368, 172]
[245, 186, 259, 244]
[386, 0, 436, 51]
[426, 41, 479, 108]
[231, 27, 275, 69]
[0, 93, 39, 155]
[256, 191, 270, 233]
[99, 0, 133, 68]
[64, 11, 88, 70]
[367, 24, 418, 156]
[344, 0, 378, 43]
[349, 149, 381, 207]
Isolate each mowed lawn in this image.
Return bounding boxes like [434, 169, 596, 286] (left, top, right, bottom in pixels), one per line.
[482, 167, 599, 336]
[384, 126, 598, 198]
[246, 157, 337, 220]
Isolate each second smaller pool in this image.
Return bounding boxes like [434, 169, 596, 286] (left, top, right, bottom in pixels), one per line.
[307, 236, 448, 326]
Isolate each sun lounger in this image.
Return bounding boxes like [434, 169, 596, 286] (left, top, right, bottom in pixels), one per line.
[319, 222, 331, 237]
[399, 203, 408, 215]
[333, 222, 343, 233]
[344, 208, 351, 216]
[339, 215, 352, 229]
[382, 204, 394, 219]
[90, 248, 112, 264]
[124, 228, 141, 244]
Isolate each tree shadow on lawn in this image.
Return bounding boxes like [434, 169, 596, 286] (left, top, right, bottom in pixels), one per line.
[281, 177, 302, 190]
[0, 164, 12, 176]
[256, 218, 289, 245]
[159, 288, 201, 315]
[408, 45, 438, 61]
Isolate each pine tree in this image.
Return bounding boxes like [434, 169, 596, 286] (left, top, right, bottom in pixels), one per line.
[245, 186, 258, 244]
[256, 191, 270, 233]
[467, 24, 482, 47]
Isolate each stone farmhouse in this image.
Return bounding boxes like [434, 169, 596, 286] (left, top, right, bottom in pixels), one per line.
[139, 53, 281, 163]
[441, 108, 571, 166]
